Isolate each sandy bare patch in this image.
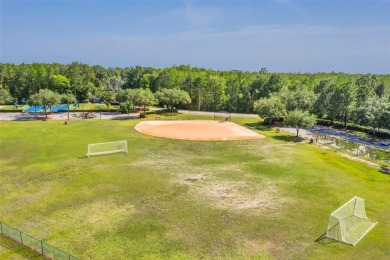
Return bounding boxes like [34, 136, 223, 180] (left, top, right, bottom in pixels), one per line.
[180, 174, 205, 184]
[179, 175, 287, 214]
[195, 181, 282, 211]
[49, 200, 134, 227]
[134, 120, 264, 141]
[239, 239, 274, 259]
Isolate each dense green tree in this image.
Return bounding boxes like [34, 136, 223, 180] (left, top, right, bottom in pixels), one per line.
[249, 74, 268, 100]
[374, 82, 387, 98]
[155, 89, 191, 111]
[101, 91, 115, 109]
[152, 70, 171, 91]
[52, 75, 71, 94]
[29, 89, 61, 118]
[284, 110, 317, 137]
[193, 76, 205, 111]
[204, 75, 227, 111]
[253, 96, 286, 126]
[265, 74, 284, 96]
[314, 79, 334, 95]
[61, 93, 76, 120]
[313, 80, 355, 126]
[133, 88, 156, 113]
[0, 88, 13, 104]
[355, 84, 375, 109]
[120, 101, 135, 117]
[356, 97, 390, 140]
[335, 82, 356, 127]
[116, 89, 135, 103]
[225, 73, 248, 113]
[313, 80, 343, 123]
[1, 62, 390, 133]
[355, 74, 379, 89]
[278, 88, 316, 112]
[123, 66, 145, 89]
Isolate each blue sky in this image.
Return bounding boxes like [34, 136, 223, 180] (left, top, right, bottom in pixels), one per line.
[1, 0, 389, 73]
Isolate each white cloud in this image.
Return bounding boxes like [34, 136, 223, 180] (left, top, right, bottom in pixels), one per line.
[275, 0, 305, 15]
[171, 1, 220, 26]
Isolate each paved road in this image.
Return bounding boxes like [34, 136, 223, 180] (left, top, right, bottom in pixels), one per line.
[279, 126, 389, 149]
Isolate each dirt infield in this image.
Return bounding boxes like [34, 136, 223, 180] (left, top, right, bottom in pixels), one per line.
[134, 120, 264, 141]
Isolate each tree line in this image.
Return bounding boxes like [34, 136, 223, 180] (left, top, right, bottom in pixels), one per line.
[0, 62, 389, 132]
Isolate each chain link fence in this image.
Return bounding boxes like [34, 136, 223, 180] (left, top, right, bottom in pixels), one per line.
[0, 221, 78, 260]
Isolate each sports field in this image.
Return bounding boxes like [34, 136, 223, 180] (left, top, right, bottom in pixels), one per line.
[0, 114, 389, 259]
[135, 120, 264, 140]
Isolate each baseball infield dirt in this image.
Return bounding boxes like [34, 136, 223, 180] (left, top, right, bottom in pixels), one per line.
[134, 120, 264, 141]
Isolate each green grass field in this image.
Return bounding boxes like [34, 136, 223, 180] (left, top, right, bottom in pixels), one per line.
[0, 114, 389, 259]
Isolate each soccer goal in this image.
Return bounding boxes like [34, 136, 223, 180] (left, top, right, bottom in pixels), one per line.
[326, 196, 377, 245]
[86, 140, 128, 158]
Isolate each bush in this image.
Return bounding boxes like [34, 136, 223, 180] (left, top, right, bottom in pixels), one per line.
[119, 106, 137, 114]
[139, 113, 146, 118]
[144, 109, 177, 115]
[262, 117, 283, 126]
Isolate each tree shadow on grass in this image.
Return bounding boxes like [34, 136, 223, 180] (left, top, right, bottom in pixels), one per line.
[379, 166, 390, 175]
[0, 236, 47, 259]
[79, 152, 128, 159]
[314, 232, 338, 245]
[161, 113, 178, 117]
[271, 135, 306, 143]
[244, 122, 272, 131]
[112, 117, 138, 121]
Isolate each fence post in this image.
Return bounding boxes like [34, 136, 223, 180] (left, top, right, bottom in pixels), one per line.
[41, 240, 44, 255]
[20, 231, 23, 245]
[0, 222, 3, 235]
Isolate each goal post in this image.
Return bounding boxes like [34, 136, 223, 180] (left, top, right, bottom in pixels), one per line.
[326, 196, 377, 245]
[87, 140, 128, 158]
[213, 111, 231, 122]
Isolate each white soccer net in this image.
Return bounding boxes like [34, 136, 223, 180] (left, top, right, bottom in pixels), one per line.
[87, 140, 128, 157]
[326, 196, 377, 245]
